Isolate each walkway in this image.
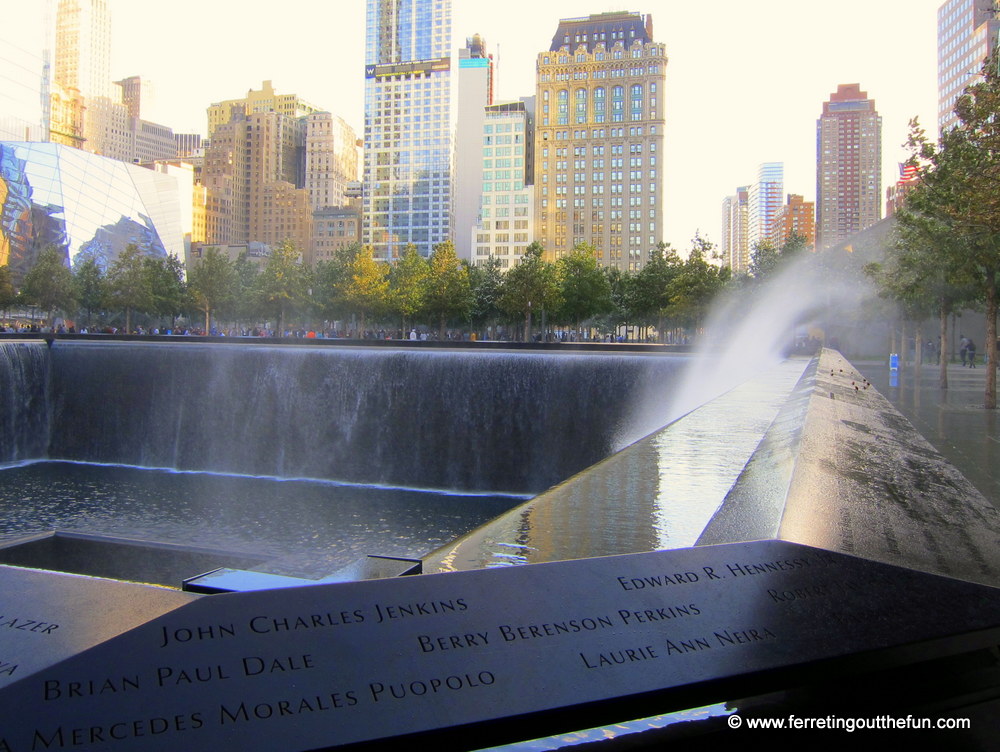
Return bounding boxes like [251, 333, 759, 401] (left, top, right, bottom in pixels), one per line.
[858, 359, 1000, 508]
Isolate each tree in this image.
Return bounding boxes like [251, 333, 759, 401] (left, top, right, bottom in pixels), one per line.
[314, 242, 361, 325]
[144, 254, 187, 330]
[904, 55, 1000, 407]
[20, 246, 77, 324]
[555, 245, 612, 333]
[188, 247, 237, 332]
[868, 186, 976, 387]
[468, 256, 504, 336]
[748, 233, 806, 282]
[666, 235, 729, 333]
[633, 242, 681, 341]
[106, 245, 152, 333]
[425, 241, 471, 337]
[604, 265, 638, 337]
[231, 251, 260, 326]
[254, 240, 310, 333]
[498, 242, 560, 340]
[343, 245, 389, 333]
[0, 266, 16, 323]
[388, 244, 429, 331]
[748, 240, 780, 280]
[72, 256, 106, 328]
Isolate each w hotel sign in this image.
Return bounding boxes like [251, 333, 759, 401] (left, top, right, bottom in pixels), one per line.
[365, 57, 450, 79]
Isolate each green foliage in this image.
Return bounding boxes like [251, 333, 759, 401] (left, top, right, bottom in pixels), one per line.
[748, 234, 806, 282]
[424, 241, 471, 336]
[144, 254, 187, 326]
[20, 246, 77, 321]
[313, 242, 361, 323]
[632, 242, 681, 335]
[467, 256, 504, 329]
[0, 265, 16, 317]
[254, 240, 311, 332]
[231, 251, 261, 324]
[498, 242, 561, 339]
[188, 247, 237, 331]
[105, 245, 151, 332]
[666, 236, 729, 330]
[555, 245, 612, 329]
[748, 240, 779, 280]
[343, 245, 389, 330]
[897, 54, 1000, 405]
[604, 265, 638, 328]
[388, 244, 430, 325]
[72, 256, 106, 325]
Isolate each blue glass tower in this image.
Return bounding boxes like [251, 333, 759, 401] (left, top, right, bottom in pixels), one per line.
[363, 0, 453, 259]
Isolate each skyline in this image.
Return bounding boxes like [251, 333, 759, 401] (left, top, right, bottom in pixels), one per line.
[21, 0, 943, 252]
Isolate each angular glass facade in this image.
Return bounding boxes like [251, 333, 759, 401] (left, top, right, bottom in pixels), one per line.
[0, 142, 182, 280]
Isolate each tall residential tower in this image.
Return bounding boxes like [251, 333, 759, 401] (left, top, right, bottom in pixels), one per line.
[720, 186, 749, 273]
[363, 0, 454, 259]
[938, 0, 999, 135]
[816, 84, 881, 250]
[453, 34, 494, 261]
[534, 11, 666, 270]
[53, 0, 129, 157]
[747, 162, 783, 252]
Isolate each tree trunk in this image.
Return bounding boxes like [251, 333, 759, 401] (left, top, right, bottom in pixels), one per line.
[915, 320, 924, 367]
[524, 309, 532, 342]
[939, 302, 948, 390]
[204, 307, 210, 334]
[986, 271, 997, 409]
[900, 319, 907, 369]
[439, 314, 446, 340]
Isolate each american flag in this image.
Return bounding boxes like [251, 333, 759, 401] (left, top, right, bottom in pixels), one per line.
[899, 162, 920, 183]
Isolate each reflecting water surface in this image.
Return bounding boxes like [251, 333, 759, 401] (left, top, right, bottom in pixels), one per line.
[861, 362, 1000, 507]
[425, 359, 811, 572]
[0, 461, 521, 578]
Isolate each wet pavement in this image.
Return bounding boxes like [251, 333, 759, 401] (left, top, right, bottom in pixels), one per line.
[858, 359, 1000, 509]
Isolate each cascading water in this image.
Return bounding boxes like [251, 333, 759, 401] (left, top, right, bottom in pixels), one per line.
[0, 341, 50, 464]
[0, 340, 697, 574]
[44, 342, 689, 495]
[662, 253, 876, 428]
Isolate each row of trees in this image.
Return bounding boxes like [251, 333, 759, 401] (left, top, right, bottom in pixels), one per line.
[188, 237, 733, 341]
[14, 245, 187, 333]
[10, 236, 741, 342]
[866, 52, 1000, 407]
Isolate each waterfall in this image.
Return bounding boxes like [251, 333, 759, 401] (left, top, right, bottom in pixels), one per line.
[37, 342, 689, 495]
[0, 340, 50, 464]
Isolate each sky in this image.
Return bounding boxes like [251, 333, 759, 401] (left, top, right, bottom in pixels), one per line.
[34, 0, 948, 252]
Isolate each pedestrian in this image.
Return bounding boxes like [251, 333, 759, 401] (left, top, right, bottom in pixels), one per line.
[960, 334, 969, 366]
[967, 339, 977, 368]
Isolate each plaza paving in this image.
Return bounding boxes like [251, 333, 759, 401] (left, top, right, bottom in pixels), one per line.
[857, 358, 1000, 508]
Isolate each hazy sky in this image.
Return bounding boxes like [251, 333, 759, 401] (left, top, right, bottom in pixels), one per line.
[96, 1, 944, 250]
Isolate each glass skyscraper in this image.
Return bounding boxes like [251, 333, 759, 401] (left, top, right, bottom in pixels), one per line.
[937, 0, 999, 135]
[363, 0, 453, 259]
[747, 162, 783, 252]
